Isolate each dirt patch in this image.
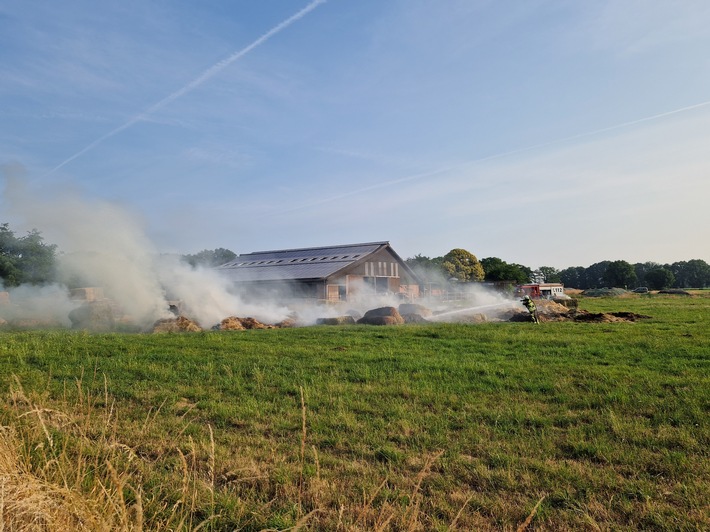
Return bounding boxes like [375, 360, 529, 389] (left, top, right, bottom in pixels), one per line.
[572, 311, 651, 323]
[658, 289, 692, 296]
[508, 301, 651, 324]
[581, 288, 628, 297]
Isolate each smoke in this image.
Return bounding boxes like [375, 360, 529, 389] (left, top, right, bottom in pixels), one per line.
[1, 166, 522, 331]
[0, 169, 291, 330]
[0, 283, 77, 327]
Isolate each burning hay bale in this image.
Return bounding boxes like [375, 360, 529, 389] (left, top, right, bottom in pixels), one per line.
[316, 316, 357, 326]
[68, 301, 115, 332]
[69, 287, 104, 302]
[151, 316, 202, 333]
[212, 316, 272, 331]
[216, 317, 246, 330]
[276, 317, 298, 328]
[357, 306, 405, 326]
[239, 317, 270, 329]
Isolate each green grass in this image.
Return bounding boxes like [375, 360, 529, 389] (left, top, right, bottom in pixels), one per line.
[0, 293, 708, 530]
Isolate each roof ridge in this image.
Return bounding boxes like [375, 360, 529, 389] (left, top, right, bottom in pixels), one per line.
[238, 241, 389, 257]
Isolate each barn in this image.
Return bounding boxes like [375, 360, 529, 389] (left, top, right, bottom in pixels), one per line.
[215, 241, 421, 302]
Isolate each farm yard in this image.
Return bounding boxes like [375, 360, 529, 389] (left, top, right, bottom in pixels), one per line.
[0, 292, 708, 530]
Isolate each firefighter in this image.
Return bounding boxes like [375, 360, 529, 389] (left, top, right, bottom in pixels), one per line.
[521, 295, 539, 324]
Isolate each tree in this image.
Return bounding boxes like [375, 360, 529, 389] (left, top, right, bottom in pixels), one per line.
[182, 248, 236, 268]
[633, 262, 661, 288]
[669, 259, 710, 288]
[644, 268, 675, 290]
[559, 266, 586, 289]
[481, 257, 530, 283]
[405, 254, 445, 281]
[0, 223, 57, 286]
[441, 249, 484, 282]
[538, 266, 561, 283]
[585, 261, 611, 289]
[603, 260, 637, 289]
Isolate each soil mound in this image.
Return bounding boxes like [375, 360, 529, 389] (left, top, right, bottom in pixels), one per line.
[658, 289, 691, 296]
[581, 288, 628, 297]
[572, 311, 651, 323]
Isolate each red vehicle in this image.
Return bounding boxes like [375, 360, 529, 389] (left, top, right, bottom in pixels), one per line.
[515, 284, 541, 299]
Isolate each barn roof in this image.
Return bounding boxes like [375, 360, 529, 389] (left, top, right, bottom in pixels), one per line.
[215, 241, 410, 282]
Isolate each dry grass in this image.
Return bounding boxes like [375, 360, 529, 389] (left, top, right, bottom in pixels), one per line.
[0, 377, 216, 531]
[0, 378, 505, 532]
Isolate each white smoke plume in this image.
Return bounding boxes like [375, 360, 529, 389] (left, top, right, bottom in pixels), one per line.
[0, 168, 290, 329]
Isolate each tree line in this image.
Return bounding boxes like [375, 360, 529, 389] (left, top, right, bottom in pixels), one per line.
[1, 222, 708, 290]
[0, 222, 236, 288]
[405, 248, 710, 290]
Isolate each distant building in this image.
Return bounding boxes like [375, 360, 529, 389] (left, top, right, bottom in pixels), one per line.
[216, 241, 421, 302]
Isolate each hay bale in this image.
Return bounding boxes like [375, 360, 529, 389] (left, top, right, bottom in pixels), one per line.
[552, 298, 578, 309]
[357, 307, 404, 325]
[537, 300, 573, 316]
[152, 316, 202, 333]
[69, 287, 104, 302]
[358, 315, 404, 326]
[316, 316, 356, 325]
[68, 301, 115, 332]
[0, 291, 10, 305]
[275, 318, 298, 328]
[217, 317, 246, 330]
[401, 313, 429, 324]
[398, 303, 432, 317]
[239, 317, 269, 329]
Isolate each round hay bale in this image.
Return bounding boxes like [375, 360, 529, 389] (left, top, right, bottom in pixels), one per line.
[401, 313, 429, 324]
[316, 316, 356, 325]
[357, 315, 404, 326]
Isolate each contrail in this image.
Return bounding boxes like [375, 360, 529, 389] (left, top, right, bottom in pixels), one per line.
[266, 98, 710, 217]
[46, 0, 327, 176]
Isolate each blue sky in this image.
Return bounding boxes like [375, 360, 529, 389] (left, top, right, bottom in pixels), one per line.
[2, 0, 709, 269]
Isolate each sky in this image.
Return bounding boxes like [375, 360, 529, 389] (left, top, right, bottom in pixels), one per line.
[1, 0, 709, 270]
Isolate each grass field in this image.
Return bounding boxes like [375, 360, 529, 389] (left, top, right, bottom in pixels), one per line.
[0, 293, 708, 530]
